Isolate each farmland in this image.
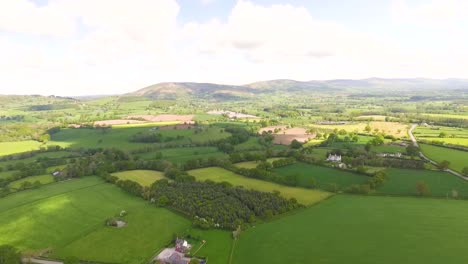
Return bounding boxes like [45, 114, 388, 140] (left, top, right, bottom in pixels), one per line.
[8, 174, 54, 189]
[414, 126, 468, 146]
[234, 158, 284, 169]
[420, 144, 468, 172]
[0, 177, 191, 264]
[274, 162, 370, 190]
[111, 170, 165, 186]
[233, 195, 468, 264]
[187, 167, 331, 205]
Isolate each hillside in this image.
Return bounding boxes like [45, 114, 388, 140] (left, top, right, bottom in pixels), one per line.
[128, 78, 468, 100]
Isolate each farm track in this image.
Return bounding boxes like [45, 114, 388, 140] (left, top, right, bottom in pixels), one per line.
[409, 124, 467, 181]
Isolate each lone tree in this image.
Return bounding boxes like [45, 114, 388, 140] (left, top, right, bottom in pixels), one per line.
[0, 245, 21, 264]
[438, 160, 450, 170]
[290, 139, 303, 149]
[416, 181, 430, 196]
[406, 145, 420, 157]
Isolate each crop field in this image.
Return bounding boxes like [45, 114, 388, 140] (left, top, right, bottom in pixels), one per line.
[415, 126, 468, 146]
[421, 137, 468, 146]
[309, 121, 408, 137]
[421, 113, 468, 120]
[187, 167, 331, 205]
[234, 158, 284, 169]
[420, 144, 467, 172]
[274, 163, 369, 190]
[0, 177, 191, 264]
[378, 168, 468, 197]
[233, 195, 468, 264]
[112, 170, 165, 187]
[8, 175, 54, 189]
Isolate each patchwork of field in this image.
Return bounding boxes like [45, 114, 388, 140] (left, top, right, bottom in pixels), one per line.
[233, 195, 468, 264]
[0, 177, 191, 264]
[420, 144, 467, 172]
[274, 163, 370, 189]
[112, 170, 165, 187]
[415, 126, 468, 146]
[187, 167, 331, 205]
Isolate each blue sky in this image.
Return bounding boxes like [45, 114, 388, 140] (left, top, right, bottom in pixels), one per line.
[0, 0, 467, 95]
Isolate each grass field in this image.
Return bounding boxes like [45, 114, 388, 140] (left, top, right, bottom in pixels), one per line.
[421, 137, 468, 146]
[234, 158, 284, 169]
[50, 126, 229, 150]
[421, 113, 468, 120]
[378, 168, 468, 197]
[8, 175, 54, 189]
[420, 144, 467, 172]
[274, 163, 370, 190]
[0, 141, 44, 156]
[0, 177, 191, 264]
[187, 167, 331, 205]
[233, 195, 468, 264]
[186, 229, 233, 264]
[135, 147, 225, 164]
[111, 170, 165, 187]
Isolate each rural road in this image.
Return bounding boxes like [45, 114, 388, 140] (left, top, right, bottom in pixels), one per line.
[408, 124, 467, 181]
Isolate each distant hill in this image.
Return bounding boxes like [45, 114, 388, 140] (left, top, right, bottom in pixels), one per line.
[125, 78, 468, 100]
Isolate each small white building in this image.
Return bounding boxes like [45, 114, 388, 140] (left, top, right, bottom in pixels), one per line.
[327, 154, 342, 162]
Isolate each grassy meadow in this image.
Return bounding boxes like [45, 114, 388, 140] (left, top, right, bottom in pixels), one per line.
[187, 167, 331, 205]
[8, 175, 54, 189]
[420, 144, 467, 172]
[233, 195, 468, 264]
[111, 170, 165, 187]
[274, 163, 370, 190]
[0, 177, 191, 264]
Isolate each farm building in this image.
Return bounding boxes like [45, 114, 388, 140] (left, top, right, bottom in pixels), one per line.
[175, 239, 191, 253]
[156, 249, 190, 264]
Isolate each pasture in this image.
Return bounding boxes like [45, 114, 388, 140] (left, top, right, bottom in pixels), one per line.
[50, 126, 229, 150]
[186, 229, 233, 264]
[274, 163, 369, 190]
[0, 177, 191, 264]
[234, 158, 284, 169]
[112, 170, 165, 187]
[420, 144, 467, 172]
[187, 167, 331, 205]
[378, 168, 468, 197]
[0, 141, 44, 156]
[233, 195, 468, 264]
[415, 126, 468, 146]
[8, 175, 54, 189]
[135, 147, 225, 164]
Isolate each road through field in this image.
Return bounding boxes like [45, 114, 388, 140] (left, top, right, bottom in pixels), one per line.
[409, 124, 467, 180]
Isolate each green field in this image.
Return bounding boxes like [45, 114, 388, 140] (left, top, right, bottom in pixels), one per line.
[186, 229, 233, 264]
[234, 158, 284, 169]
[415, 126, 468, 146]
[50, 126, 229, 150]
[187, 167, 331, 205]
[274, 162, 369, 190]
[0, 177, 191, 264]
[136, 146, 225, 164]
[377, 168, 468, 197]
[112, 170, 165, 187]
[420, 144, 467, 172]
[8, 175, 54, 189]
[233, 195, 468, 264]
[0, 141, 44, 156]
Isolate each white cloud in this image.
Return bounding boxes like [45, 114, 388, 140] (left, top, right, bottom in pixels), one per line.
[0, 0, 76, 37]
[390, 0, 468, 25]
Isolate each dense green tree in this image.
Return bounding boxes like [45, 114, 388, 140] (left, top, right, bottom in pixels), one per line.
[0, 245, 21, 264]
[438, 160, 450, 170]
[462, 167, 468, 176]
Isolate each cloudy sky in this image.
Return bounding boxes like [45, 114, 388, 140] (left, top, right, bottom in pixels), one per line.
[0, 0, 467, 96]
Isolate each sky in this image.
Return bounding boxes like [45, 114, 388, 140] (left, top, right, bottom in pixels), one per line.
[0, 0, 467, 96]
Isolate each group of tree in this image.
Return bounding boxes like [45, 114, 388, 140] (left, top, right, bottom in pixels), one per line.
[148, 179, 302, 229]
